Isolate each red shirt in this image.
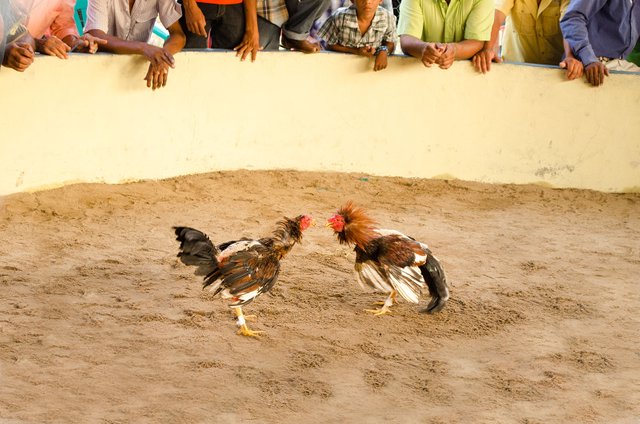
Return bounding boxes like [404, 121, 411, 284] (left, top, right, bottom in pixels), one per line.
[196, 0, 243, 5]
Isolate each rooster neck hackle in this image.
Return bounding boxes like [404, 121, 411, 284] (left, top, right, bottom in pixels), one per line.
[337, 202, 377, 250]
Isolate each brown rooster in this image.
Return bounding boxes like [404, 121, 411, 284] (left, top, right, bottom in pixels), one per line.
[174, 214, 313, 337]
[327, 202, 449, 315]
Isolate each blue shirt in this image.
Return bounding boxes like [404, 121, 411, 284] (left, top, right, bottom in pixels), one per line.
[560, 0, 640, 65]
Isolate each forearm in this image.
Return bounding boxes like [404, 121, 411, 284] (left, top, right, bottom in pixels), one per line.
[327, 44, 363, 55]
[384, 40, 395, 54]
[451, 39, 484, 59]
[87, 29, 147, 55]
[560, 12, 596, 65]
[400, 35, 427, 58]
[483, 10, 505, 53]
[243, 0, 259, 36]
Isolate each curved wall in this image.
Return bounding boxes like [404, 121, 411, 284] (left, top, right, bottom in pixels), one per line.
[0, 51, 639, 195]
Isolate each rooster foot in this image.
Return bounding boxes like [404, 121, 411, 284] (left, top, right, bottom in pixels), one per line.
[364, 307, 392, 316]
[236, 324, 264, 338]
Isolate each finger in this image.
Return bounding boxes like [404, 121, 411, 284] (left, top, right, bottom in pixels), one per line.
[251, 46, 258, 62]
[163, 51, 175, 67]
[484, 56, 491, 73]
[197, 21, 207, 37]
[559, 60, 566, 69]
[603, 67, 609, 77]
[161, 69, 168, 87]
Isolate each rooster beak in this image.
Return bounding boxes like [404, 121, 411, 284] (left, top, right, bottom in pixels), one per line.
[310, 218, 316, 227]
[324, 222, 332, 229]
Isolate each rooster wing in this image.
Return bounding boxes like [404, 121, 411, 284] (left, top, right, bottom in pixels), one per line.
[205, 241, 281, 307]
[355, 232, 428, 304]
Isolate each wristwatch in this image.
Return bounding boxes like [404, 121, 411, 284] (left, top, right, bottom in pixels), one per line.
[375, 45, 389, 56]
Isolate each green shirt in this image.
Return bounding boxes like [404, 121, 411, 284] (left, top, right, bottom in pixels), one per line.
[627, 40, 640, 66]
[397, 0, 494, 43]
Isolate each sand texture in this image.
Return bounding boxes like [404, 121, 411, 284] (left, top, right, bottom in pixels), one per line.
[1, 170, 639, 423]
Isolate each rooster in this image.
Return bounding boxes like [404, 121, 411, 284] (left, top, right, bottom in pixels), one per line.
[174, 214, 313, 337]
[327, 202, 449, 315]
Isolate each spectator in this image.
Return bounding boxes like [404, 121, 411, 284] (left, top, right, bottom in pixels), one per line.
[85, 0, 186, 90]
[1, 0, 36, 72]
[317, 0, 396, 71]
[179, 0, 260, 61]
[628, 40, 640, 67]
[257, 0, 332, 52]
[560, 0, 640, 86]
[23, 0, 105, 59]
[397, 0, 494, 69]
[472, 0, 582, 81]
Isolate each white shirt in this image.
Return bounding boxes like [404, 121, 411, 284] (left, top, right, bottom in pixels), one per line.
[85, 0, 181, 42]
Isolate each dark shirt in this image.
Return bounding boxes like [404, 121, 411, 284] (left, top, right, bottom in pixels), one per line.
[560, 0, 640, 65]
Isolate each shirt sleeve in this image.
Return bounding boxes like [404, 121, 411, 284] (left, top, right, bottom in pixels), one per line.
[495, 0, 514, 17]
[464, 0, 494, 41]
[397, 0, 424, 39]
[49, 0, 79, 40]
[559, 0, 605, 65]
[317, 13, 339, 45]
[157, 0, 182, 29]
[84, 0, 109, 33]
[382, 9, 397, 44]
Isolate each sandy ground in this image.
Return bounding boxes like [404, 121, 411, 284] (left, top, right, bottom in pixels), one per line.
[0, 170, 639, 423]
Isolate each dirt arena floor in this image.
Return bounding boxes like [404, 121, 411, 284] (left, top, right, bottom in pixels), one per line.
[1, 170, 638, 423]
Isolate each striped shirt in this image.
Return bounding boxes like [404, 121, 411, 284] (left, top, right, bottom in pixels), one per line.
[317, 5, 397, 48]
[257, 0, 289, 27]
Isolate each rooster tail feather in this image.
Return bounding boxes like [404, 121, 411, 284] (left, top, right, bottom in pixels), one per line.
[174, 227, 220, 276]
[418, 253, 449, 313]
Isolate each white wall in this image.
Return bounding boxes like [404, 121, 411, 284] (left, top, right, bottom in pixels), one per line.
[0, 51, 639, 195]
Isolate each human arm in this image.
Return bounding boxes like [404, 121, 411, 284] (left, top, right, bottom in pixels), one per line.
[400, 35, 443, 67]
[142, 20, 186, 90]
[2, 37, 35, 72]
[326, 43, 375, 56]
[234, 0, 260, 61]
[373, 40, 394, 71]
[559, 0, 605, 69]
[182, 0, 207, 36]
[472, 9, 505, 73]
[558, 38, 583, 80]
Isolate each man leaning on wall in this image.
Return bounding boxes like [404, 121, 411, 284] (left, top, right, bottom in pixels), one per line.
[397, 0, 494, 69]
[257, 0, 332, 53]
[560, 0, 640, 86]
[84, 0, 186, 90]
[22, 0, 105, 59]
[1, 0, 35, 72]
[471, 0, 583, 80]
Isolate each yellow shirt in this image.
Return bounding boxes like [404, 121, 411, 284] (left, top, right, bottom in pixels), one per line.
[496, 0, 569, 65]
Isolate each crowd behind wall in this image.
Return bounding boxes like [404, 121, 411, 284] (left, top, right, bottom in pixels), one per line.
[2, 0, 639, 89]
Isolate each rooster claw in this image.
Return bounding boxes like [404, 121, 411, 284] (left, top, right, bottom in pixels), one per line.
[364, 308, 392, 316]
[236, 324, 264, 338]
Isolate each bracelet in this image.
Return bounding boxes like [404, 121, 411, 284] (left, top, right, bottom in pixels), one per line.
[375, 45, 388, 56]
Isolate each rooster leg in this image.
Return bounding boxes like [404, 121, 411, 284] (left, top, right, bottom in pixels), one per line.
[232, 307, 264, 338]
[372, 291, 398, 306]
[365, 291, 396, 316]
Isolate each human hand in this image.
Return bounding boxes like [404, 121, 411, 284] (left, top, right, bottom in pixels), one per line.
[357, 46, 376, 57]
[144, 62, 170, 90]
[142, 44, 175, 68]
[234, 29, 260, 62]
[72, 33, 107, 54]
[559, 56, 583, 80]
[436, 43, 456, 69]
[38, 35, 71, 59]
[373, 51, 387, 71]
[421, 43, 442, 67]
[185, 1, 207, 37]
[472, 47, 500, 73]
[2, 42, 34, 72]
[584, 61, 608, 86]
